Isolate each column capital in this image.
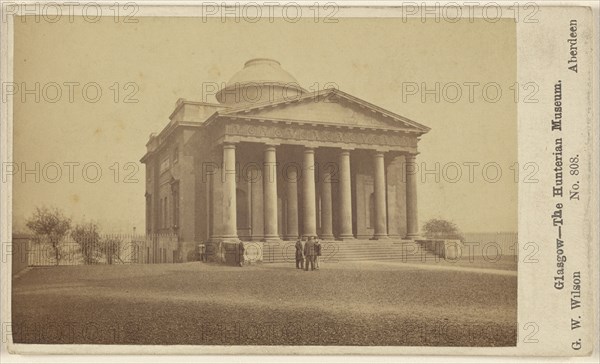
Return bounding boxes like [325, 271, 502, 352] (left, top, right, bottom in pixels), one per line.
[303, 147, 315, 154]
[404, 153, 419, 163]
[223, 142, 237, 149]
[366, 146, 389, 154]
[404, 152, 419, 158]
[303, 142, 320, 149]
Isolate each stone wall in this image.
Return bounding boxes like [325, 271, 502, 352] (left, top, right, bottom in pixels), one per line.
[417, 239, 463, 259]
[205, 241, 264, 266]
[417, 234, 519, 260]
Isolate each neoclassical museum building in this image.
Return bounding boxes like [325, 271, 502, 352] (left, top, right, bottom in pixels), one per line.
[141, 59, 429, 259]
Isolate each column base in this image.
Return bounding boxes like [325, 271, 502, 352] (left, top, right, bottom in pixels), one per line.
[371, 234, 389, 240]
[262, 236, 281, 243]
[208, 235, 240, 242]
[284, 235, 299, 241]
[320, 234, 335, 240]
[336, 235, 355, 241]
[405, 233, 421, 240]
[219, 236, 240, 243]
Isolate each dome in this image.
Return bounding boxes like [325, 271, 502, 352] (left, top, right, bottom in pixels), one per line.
[216, 58, 306, 105]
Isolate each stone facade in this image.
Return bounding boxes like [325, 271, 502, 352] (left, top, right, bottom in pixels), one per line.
[141, 59, 430, 260]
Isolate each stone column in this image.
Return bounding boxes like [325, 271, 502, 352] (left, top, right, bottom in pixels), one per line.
[386, 154, 405, 238]
[263, 145, 279, 241]
[302, 147, 317, 237]
[222, 142, 238, 240]
[249, 164, 263, 241]
[373, 151, 388, 239]
[285, 165, 299, 240]
[338, 149, 354, 239]
[320, 165, 334, 239]
[405, 153, 419, 239]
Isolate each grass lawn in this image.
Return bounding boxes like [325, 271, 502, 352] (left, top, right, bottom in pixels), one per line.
[12, 260, 517, 346]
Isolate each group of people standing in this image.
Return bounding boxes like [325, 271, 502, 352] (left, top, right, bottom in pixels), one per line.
[295, 236, 322, 271]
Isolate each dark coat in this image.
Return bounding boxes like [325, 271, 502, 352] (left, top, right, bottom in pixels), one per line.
[295, 240, 304, 259]
[304, 240, 316, 257]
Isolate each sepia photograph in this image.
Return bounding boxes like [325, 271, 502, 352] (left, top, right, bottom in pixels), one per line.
[1, 1, 597, 360]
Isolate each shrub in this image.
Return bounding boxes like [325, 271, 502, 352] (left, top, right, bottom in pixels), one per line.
[422, 219, 465, 241]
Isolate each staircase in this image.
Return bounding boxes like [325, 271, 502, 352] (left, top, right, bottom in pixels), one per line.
[260, 239, 440, 264]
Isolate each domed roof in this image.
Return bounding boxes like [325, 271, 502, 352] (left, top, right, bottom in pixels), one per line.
[216, 58, 306, 104]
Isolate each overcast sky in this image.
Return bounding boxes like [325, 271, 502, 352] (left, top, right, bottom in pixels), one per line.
[12, 16, 516, 234]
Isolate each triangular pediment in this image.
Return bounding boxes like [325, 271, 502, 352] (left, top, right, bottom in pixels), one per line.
[220, 89, 430, 133]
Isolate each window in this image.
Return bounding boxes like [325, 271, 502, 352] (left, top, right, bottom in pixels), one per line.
[173, 146, 179, 164]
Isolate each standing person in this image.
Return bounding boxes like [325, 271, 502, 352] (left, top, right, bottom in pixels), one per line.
[237, 241, 245, 267]
[304, 236, 315, 271]
[314, 237, 322, 270]
[198, 241, 207, 262]
[295, 237, 304, 269]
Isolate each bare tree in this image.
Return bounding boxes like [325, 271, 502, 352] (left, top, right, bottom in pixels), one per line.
[71, 223, 101, 264]
[26, 207, 71, 265]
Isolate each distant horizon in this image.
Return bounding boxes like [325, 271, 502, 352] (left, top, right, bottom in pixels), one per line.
[11, 212, 518, 237]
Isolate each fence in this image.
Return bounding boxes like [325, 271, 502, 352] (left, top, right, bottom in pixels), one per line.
[13, 231, 519, 267]
[12, 234, 30, 276]
[23, 233, 179, 266]
[462, 232, 519, 257]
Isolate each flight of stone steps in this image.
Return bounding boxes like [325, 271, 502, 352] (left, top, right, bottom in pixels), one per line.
[260, 239, 441, 264]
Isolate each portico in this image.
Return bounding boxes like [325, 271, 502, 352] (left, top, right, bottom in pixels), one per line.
[206, 110, 425, 242]
[141, 58, 430, 254]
